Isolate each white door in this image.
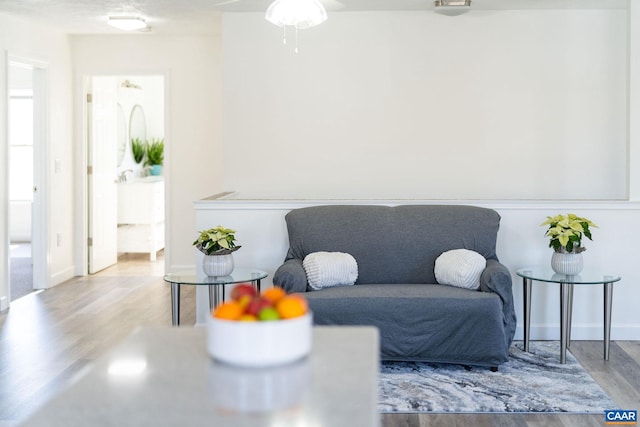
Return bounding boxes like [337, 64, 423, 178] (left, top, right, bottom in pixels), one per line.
[87, 76, 118, 273]
[31, 66, 48, 288]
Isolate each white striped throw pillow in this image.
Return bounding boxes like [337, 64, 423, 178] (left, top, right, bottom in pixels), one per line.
[434, 249, 486, 290]
[303, 252, 358, 291]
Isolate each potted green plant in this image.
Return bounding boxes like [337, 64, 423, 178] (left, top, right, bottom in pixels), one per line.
[193, 226, 241, 276]
[131, 137, 145, 164]
[194, 226, 240, 255]
[541, 213, 597, 275]
[145, 138, 164, 175]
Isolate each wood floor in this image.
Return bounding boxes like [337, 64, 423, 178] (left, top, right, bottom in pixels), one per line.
[1, 253, 638, 426]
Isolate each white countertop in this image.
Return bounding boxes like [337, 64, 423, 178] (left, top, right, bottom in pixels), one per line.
[20, 326, 380, 427]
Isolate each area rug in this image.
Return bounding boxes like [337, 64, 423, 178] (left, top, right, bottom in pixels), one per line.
[379, 341, 615, 413]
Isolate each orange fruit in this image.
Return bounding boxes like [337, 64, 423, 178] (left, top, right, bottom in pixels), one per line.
[213, 301, 244, 320]
[276, 295, 307, 319]
[262, 287, 287, 304]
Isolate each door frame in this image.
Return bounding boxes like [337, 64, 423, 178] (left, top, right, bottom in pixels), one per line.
[6, 54, 50, 295]
[74, 70, 170, 276]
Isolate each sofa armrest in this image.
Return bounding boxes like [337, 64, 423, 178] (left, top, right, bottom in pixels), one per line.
[480, 259, 517, 347]
[273, 259, 308, 293]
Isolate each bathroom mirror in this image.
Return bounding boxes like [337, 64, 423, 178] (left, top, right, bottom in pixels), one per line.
[116, 103, 126, 167]
[129, 104, 146, 158]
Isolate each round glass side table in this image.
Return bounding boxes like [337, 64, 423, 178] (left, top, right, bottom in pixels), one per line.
[163, 268, 268, 326]
[516, 267, 621, 363]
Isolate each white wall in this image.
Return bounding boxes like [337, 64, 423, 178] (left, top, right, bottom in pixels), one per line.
[121, 75, 165, 141]
[71, 35, 223, 270]
[190, 7, 640, 338]
[9, 201, 31, 241]
[222, 10, 627, 200]
[0, 12, 74, 307]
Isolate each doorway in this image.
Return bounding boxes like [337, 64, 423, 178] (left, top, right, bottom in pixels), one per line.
[8, 63, 34, 300]
[7, 57, 48, 301]
[84, 75, 166, 274]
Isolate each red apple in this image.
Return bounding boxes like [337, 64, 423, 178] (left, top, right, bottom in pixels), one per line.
[230, 283, 257, 301]
[245, 296, 273, 317]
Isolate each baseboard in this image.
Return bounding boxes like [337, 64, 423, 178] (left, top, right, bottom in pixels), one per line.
[50, 267, 75, 288]
[515, 324, 640, 341]
[37, 267, 76, 289]
[0, 296, 8, 311]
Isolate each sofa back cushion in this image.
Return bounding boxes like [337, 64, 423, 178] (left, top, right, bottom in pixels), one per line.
[283, 204, 500, 285]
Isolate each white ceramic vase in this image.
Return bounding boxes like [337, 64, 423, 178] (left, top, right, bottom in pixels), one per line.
[551, 252, 583, 275]
[202, 254, 234, 277]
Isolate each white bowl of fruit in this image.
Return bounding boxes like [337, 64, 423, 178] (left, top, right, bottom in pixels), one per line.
[206, 284, 312, 367]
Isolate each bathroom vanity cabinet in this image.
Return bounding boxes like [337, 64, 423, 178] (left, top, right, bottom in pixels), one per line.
[117, 177, 164, 261]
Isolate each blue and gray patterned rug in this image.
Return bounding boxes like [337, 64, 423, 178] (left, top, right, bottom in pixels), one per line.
[379, 341, 615, 413]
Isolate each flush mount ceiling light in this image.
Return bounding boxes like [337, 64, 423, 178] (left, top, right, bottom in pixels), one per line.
[107, 16, 147, 31]
[434, 0, 471, 16]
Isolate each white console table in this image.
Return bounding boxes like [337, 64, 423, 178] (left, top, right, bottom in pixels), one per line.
[117, 177, 164, 261]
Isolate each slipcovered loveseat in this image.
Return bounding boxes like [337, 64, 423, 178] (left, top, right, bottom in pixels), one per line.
[273, 204, 516, 368]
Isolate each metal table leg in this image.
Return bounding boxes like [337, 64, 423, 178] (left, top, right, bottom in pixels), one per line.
[560, 282, 570, 364]
[217, 285, 224, 307]
[567, 284, 574, 348]
[171, 282, 180, 327]
[604, 282, 613, 361]
[209, 285, 225, 312]
[523, 277, 532, 352]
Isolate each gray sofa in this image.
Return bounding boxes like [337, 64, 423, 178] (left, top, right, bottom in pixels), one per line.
[272, 204, 516, 368]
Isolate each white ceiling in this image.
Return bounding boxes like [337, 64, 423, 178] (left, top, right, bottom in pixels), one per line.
[0, 0, 626, 36]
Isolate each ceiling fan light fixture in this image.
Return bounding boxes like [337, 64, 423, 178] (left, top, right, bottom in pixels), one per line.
[265, 0, 327, 30]
[107, 16, 147, 31]
[434, 0, 471, 16]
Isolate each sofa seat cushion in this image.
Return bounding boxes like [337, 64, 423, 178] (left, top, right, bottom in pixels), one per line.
[302, 284, 509, 366]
